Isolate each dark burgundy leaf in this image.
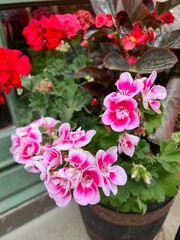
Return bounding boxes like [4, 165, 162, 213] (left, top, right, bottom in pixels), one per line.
[117, 0, 150, 22]
[144, 19, 161, 30]
[84, 26, 113, 40]
[80, 82, 105, 96]
[135, 48, 178, 73]
[116, 11, 133, 34]
[142, 0, 155, 12]
[104, 52, 131, 71]
[100, 42, 121, 55]
[151, 30, 180, 49]
[156, 0, 180, 16]
[90, 0, 117, 16]
[75, 66, 112, 82]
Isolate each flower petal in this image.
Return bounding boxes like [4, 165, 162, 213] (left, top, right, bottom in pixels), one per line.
[126, 111, 139, 130]
[149, 85, 167, 100]
[110, 166, 127, 186]
[116, 72, 133, 92]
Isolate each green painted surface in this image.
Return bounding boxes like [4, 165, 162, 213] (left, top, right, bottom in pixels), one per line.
[0, 165, 41, 199]
[0, 182, 45, 213]
[0, 126, 15, 168]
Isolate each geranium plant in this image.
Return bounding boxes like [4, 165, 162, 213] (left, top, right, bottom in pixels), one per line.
[2, 0, 180, 214]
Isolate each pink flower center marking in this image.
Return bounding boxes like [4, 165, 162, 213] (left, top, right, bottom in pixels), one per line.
[69, 131, 81, 140]
[82, 175, 93, 187]
[101, 163, 111, 176]
[116, 107, 128, 120]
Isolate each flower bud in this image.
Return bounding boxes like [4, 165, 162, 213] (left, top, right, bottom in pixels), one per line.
[131, 164, 152, 185]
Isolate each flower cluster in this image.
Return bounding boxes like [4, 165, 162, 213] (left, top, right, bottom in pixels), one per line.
[10, 117, 127, 207]
[10, 70, 167, 207]
[7, 1, 180, 213]
[75, 9, 95, 34]
[22, 13, 81, 51]
[0, 47, 31, 104]
[95, 13, 113, 28]
[102, 70, 167, 156]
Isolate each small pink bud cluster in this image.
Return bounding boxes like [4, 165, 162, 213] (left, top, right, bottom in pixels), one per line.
[10, 117, 127, 207]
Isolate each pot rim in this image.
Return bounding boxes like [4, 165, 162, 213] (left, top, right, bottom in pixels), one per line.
[84, 198, 174, 226]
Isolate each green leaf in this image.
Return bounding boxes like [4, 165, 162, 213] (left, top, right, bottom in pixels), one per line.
[133, 139, 150, 160]
[152, 169, 180, 202]
[156, 141, 180, 173]
[29, 93, 49, 117]
[53, 79, 91, 122]
[156, 0, 180, 16]
[144, 110, 162, 134]
[117, 185, 130, 203]
[136, 196, 147, 214]
[151, 30, 180, 49]
[149, 77, 180, 144]
[90, 0, 117, 15]
[134, 48, 178, 73]
[99, 131, 119, 151]
[158, 141, 180, 163]
[69, 54, 91, 72]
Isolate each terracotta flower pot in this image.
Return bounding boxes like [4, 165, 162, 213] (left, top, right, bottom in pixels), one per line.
[79, 198, 174, 240]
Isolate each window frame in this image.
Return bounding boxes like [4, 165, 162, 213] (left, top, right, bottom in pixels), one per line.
[0, 0, 89, 9]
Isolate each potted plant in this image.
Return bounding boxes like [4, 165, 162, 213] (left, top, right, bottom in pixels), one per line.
[1, 0, 180, 239]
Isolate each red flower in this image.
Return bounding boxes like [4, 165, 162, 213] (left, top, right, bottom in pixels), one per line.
[23, 14, 81, 51]
[0, 47, 31, 94]
[148, 30, 154, 42]
[91, 98, 97, 107]
[95, 13, 113, 28]
[22, 18, 46, 51]
[125, 55, 138, 65]
[80, 40, 89, 48]
[153, 11, 175, 24]
[159, 11, 175, 24]
[0, 95, 5, 104]
[75, 10, 95, 34]
[120, 24, 149, 50]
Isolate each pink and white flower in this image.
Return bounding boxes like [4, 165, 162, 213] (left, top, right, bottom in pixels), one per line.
[24, 155, 44, 173]
[45, 169, 72, 207]
[116, 72, 142, 97]
[10, 125, 42, 164]
[96, 146, 127, 196]
[65, 149, 102, 205]
[73, 166, 102, 205]
[31, 116, 60, 134]
[141, 70, 167, 113]
[118, 133, 140, 157]
[53, 123, 96, 150]
[67, 148, 95, 170]
[65, 148, 97, 187]
[42, 146, 62, 169]
[10, 125, 42, 153]
[11, 138, 41, 164]
[102, 94, 140, 132]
